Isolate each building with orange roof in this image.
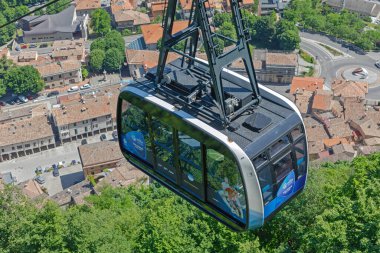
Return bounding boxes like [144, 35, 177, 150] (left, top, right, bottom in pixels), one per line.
[323, 138, 349, 148]
[52, 94, 117, 143]
[35, 60, 82, 89]
[126, 49, 179, 78]
[179, 0, 215, 19]
[141, 20, 189, 49]
[224, 0, 255, 11]
[113, 10, 150, 31]
[290, 76, 324, 94]
[331, 79, 368, 99]
[75, 0, 101, 16]
[111, 0, 133, 13]
[311, 89, 333, 112]
[150, 1, 167, 18]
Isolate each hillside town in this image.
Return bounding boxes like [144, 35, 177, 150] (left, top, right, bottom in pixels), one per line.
[0, 0, 380, 205]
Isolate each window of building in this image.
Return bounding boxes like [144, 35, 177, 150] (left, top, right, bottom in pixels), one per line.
[92, 118, 97, 122]
[17, 145, 22, 149]
[59, 74, 62, 78]
[50, 77, 53, 80]
[25, 144, 30, 148]
[75, 129, 78, 135]
[1, 149, 4, 152]
[12, 147, 15, 150]
[73, 123, 77, 127]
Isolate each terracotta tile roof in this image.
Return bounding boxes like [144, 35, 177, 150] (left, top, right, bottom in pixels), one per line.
[18, 179, 46, 199]
[75, 0, 101, 11]
[350, 117, 380, 138]
[18, 51, 38, 61]
[78, 141, 123, 167]
[35, 60, 81, 77]
[294, 90, 313, 114]
[226, 0, 254, 7]
[359, 145, 380, 155]
[266, 52, 297, 66]
[113, 10, 150, 25]
[331, 79, 368, 98]
[52, 39, 85, 59]
[326, 117, 352, 139]
[180, 0, 215, 10]
[363, 137, 380, 146]
[342, 97, 366, 121]
[0, 115, 54, 147]
[304, 116, 329, 142]
[95, 160, 147, 189]
[126, 49, 179, 69]
[308, 140, 325, 155]
[290, 76, 324, 94]
[332, 143, 355, 156]
[331, 100, 343, 118]
[366, 109, 380, 125]
[151, 1, 166, 12]
[323, 137, 349, 148]
[111, 0, 133, 13]
[50, 180, 92, 206]
[52, 96, 112, 126]
[141, 20, 189, 45]
[0, 103, 49, 123]
[312, 89, 333, 111]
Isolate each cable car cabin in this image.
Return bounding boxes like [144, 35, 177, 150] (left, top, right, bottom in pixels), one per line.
[117, 59, 308, 231]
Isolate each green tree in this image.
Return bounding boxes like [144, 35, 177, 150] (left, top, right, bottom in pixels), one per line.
[4, 66, 44, 94]
[90, 38, 106, 51]
[46, 0, 69, 14]
[81, 66, 89, 80]
[104, 48, 123, 72]
[252, 16, 276, 46]
[213, 12, 232, 27]
[0, 79, 6, 97]
[91, 8, 111, 36]
[122, 28, 132, 36]
[104, 30, 125, 57]
[219, 22, 237, 46]
[89, 49, 105, 72]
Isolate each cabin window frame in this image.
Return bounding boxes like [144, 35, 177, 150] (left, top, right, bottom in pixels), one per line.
[118, 93, 249, 229]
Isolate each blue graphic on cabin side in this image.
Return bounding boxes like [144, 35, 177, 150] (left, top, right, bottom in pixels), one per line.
[121, 131, 147, 160]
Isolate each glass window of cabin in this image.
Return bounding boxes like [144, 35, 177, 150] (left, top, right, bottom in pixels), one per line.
[151, 117, 176, 182]
[120, 101, 153, 165]
[178, 132, 203, 198]
[291, 125, 303, 142]
[272, 152, 293, 184]
[206, 148, 246, 223]
[294, 140, 307, 179]
[269, 135, 290, 158]
[257, 166, 274, 205]
[252, 153, 268, 170]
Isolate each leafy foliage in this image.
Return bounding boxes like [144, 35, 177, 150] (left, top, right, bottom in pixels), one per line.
[0, 151, 380, 252]
[89, 49, 105, 72]
[4, 65, 44, 94]
[104, 48, 123, 72]
[91, 8, 111, 36]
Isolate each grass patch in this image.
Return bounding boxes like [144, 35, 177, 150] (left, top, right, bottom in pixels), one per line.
[299, 49, 314, 64]
[301, 66, 315, 77]
[318, 43, 343, 56]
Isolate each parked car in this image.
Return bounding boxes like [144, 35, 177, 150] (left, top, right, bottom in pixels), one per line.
[47, 90, 59, 97]
[29, 44, 37, 48]
[100, 134, 107, 141]
[67, 86, 79, 92]
[26, 94, 38, 100]
[40, 43, 48, 48]
[112, 130, 118, 140]
[80, 84, 91, 90]
[0, 101, 5, 106]
[20, 44, 28, 49]
[81, 139, 88, 145]
[52, 164, 59, 177]
[71, 160, 77, 165]
[18, 95, 28, 103]
[8, 100, 15, 105]
[35, 175, 45, 184]
[375, 61, 380, 69]
[35, 166, 43, 174]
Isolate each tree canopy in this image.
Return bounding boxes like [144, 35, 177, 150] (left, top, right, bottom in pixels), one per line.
[89, 31, 125, 73]
[3, 65, 44, 94]
[0, 152, 379, 252]
[91, 9, 112, 36]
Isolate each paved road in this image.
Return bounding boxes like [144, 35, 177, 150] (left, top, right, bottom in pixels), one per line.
[0, 132, 115, 195]
[300, 32, 380, 98]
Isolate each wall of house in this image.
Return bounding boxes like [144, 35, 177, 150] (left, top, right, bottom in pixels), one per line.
[83, 160, 120, 176]
[0, 135, 55, 162]
[43, 68, 82, 89]
[23, 31, 75, 43]
[57, 114, 114, 143]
